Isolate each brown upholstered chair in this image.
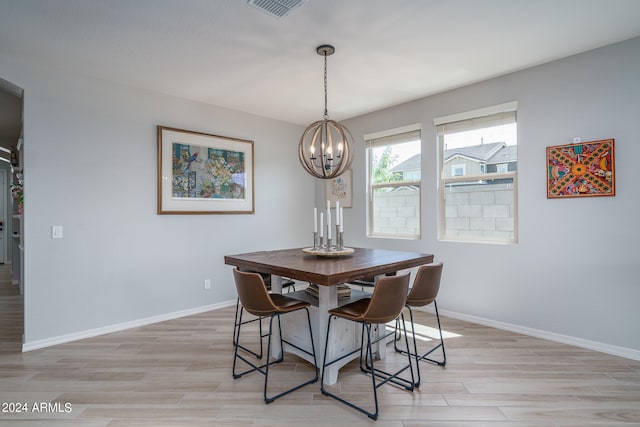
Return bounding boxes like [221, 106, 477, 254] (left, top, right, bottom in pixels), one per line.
[232, 272, 296, 359]
[232, 268, 318, 404]
[394, 262, 446, 387]
[320, 273, 414, 420]
[348, 271, 396, 292]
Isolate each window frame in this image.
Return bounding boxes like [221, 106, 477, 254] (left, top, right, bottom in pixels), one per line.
[435, 102, 518, 244]
[364, 124, 422, 240]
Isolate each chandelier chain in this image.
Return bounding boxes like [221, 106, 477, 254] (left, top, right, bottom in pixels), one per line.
[323, 51, 329, 120]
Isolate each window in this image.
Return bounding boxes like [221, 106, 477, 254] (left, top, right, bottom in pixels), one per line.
[365, 125, 421, 239]
[451, 164, 466, 177]
[435, 102, 518, 243]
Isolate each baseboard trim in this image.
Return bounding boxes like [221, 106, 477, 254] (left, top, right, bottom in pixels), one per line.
[22, 300, 237, 352]
[418, 306, 640, 361]
[24, 300, 639, 362]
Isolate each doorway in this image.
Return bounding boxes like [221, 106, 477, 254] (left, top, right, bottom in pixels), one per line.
[0, 76, 24, 352]
[0, 169, 6, 263]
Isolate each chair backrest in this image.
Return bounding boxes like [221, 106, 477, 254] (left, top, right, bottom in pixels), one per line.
[406, 263, 443, 307]
[233, 268, 278, 316]
[353, 271, 397, 284]
[361, 273, 410, 324]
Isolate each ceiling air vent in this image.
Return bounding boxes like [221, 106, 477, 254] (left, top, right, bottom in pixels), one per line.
[247, 0, 307, 18]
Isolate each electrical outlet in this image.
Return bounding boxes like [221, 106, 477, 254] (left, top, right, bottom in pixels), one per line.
[204, 279, 211, 290]
[52, 225, 63, 239]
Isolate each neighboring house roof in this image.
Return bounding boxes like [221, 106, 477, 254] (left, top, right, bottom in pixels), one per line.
[487, 144, 517, 164]
[389, 142, 516, 173]
[390, 154, 420, 173]
[444, 142, 505, 162]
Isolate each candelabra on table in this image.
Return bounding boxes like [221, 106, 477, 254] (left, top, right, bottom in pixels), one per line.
[304, 202, 353, 256]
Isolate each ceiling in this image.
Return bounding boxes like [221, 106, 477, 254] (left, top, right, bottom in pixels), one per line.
[1, 0, 640, 144]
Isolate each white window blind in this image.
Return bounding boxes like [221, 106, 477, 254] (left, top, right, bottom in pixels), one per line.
[365, 129, 421, 148]
[437, 111, 516, 136]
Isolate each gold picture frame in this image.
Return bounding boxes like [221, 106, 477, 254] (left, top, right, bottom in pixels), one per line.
[157, 126, 254, 214]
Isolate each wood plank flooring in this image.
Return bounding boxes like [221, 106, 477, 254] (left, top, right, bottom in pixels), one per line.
[1, 267, 639, 425]
[0, 263, 23, 353]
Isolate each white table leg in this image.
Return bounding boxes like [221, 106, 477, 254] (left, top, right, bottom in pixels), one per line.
[318, 284, 339, 385]
[270, 275, 283, 360]
[270, 279, 363, 386]
[372, 274, 387, 360]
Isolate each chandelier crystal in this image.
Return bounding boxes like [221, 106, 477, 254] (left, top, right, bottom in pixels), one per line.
[298, 45, 354, 179]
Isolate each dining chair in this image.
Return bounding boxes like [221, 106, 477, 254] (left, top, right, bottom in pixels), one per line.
[347, 271, 396, 292]
[394, 262, 446, 387]
[320, 273, 414, 420]
[232, 268, 318, 404]
[232, 272, 296, 359]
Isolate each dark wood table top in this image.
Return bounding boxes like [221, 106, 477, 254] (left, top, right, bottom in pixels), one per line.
[224, 247, 434, 286]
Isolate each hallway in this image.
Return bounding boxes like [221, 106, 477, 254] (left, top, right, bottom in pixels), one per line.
[0, 263, 22, 352]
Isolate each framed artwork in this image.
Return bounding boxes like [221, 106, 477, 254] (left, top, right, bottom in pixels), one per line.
[325, 169, 352, 208]
[546, 139, 615, 199]
[157, 126, 254, 214]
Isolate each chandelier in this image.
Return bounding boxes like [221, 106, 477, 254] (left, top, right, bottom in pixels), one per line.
[298, 45, 354, 179]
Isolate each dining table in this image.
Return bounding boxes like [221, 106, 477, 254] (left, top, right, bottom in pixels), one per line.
[224, 247, 434, 385]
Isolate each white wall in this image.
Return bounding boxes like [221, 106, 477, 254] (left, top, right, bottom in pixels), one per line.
[2, 36, 638, 357]
[335, 37, 640, 356]
[0, 54, 312, 346]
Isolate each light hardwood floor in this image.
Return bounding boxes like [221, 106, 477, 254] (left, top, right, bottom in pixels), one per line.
[0, 264, 22, 353]
[1, 268, 639, 426]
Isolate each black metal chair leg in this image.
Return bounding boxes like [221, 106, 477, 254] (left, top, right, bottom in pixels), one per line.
[407, 304, 446, 366]
[362, 314, 416, 391]
[263, 315, 275, 403]
[234, 309, 317, 404]
[364, 323, 379, 420]
[394, 304, 447, 388]
[263, 308, 318, 403]
[431, 301, 447, 366]
[321, 315, 415, 420]
[233, 308, 281, 379]
[232, 269, 318, 405]
[321, 317, 379, 420]
[233, 298, 267, 359]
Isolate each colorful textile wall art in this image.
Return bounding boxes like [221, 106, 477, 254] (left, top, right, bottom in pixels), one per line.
[546, 139, 615, 198]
